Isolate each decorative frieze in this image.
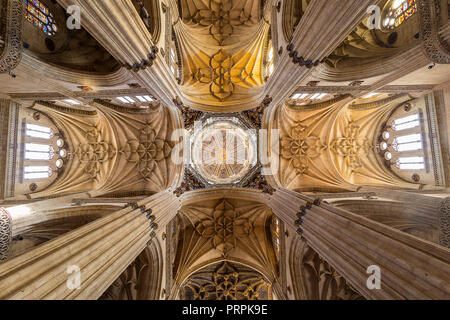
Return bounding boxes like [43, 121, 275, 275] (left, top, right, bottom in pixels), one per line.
[0, 208, 12, 261]
[0, 0, 24, 73]
[418, 0, 450, 64]
[439, 197, 450, 248]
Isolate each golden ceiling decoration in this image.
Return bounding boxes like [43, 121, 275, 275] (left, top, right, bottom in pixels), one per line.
[175, 197, 277, 286]
[175, 0, 269, 111]
[273, 96, 422, 191]
[29, 102, 179, 198]
[330, 122, 373, 170]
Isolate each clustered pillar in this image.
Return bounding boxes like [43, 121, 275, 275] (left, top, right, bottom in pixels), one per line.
[267, 187, 450, 299]
[0, 190, 180, 299]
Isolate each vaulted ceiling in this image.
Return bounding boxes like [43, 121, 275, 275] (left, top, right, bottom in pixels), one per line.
[174, 0, 270, 111]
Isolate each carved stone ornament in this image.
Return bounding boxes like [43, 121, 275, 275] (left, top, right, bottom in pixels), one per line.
[75, 128, 116, 181]
[120, 122, 172, 181]
[173, 168, 206, 197]
[0, 208, 12, 261]
[417, 0, 450, 64]
[281, 123, 326, 175]
[173, 97, 203, 128]
[330, 122, 372, 170]
[242, 170, 275, 195]
[0, 0, 24, 73]
[439, 197, 450, 248]
[181, 261, 271, 300]
[242, 95, 272, 129]
[301, 244, 364, 300]
[194, 199, 251, 256]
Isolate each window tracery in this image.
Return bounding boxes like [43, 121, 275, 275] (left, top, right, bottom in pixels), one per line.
[22, 120, 67, 184]
[378, 104, 427, 179]
[181, 262, 272, 300]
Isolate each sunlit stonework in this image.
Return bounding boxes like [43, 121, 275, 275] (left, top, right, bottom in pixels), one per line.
[190, 116, 257, 185]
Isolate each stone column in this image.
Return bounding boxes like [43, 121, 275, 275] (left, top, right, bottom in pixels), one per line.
[0, 190, 181, 300]
[0, 208, 12, 261]
[263, 0, 380, 107]
[267, 188, 450, 299]
[359, 187, 450, 247]
[57, 0, 180, 108]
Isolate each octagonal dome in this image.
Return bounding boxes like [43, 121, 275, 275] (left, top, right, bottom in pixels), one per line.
[190, 116, 257, 185]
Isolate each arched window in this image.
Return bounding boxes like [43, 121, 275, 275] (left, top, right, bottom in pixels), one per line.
[266, 42, 274, 77]
[23, 166, 52, 180]
[393, 133, 422, 152]
[169, 46, 180, 80]
[24, 0, 58, 36]
[26, 123, 53, 139]
[25, 143, 54, 160]
[378, 101, 428, 182]
[382, 0, 417, 30]
[396, 156, 425, 170]
[393, 114, 420, 131]
[271, 215, 281, 260]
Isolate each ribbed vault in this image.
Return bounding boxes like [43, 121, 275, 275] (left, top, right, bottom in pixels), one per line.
[174, 0, 270, 111]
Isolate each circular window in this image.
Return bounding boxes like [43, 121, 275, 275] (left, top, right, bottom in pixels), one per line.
[59, 149, 67, 158]
[382, 131, 390, 140]
[55, 159, 64, 168]
[380, 142, 388, 150]
[56, 139, 64, 148]
[384, 152, 393, 160]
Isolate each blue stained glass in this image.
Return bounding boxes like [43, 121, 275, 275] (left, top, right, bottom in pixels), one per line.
[24, 0, 57, 36]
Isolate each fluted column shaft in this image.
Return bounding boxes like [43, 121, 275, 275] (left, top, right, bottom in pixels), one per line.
[267, 188, 450, 299]
[57, 0, 180, 107]
[264, 0, 380, 107]
[0, 208, 12, 261]
[0, 190, 181, 299]
[359, 186, 450, 248]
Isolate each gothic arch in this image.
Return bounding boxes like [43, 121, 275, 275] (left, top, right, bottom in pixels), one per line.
[289, 237, 364, 300]
[99, 240, 164, 300]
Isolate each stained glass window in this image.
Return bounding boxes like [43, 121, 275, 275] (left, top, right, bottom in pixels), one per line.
[383, 0, 417, 29]
[24, 0, 58, 36]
